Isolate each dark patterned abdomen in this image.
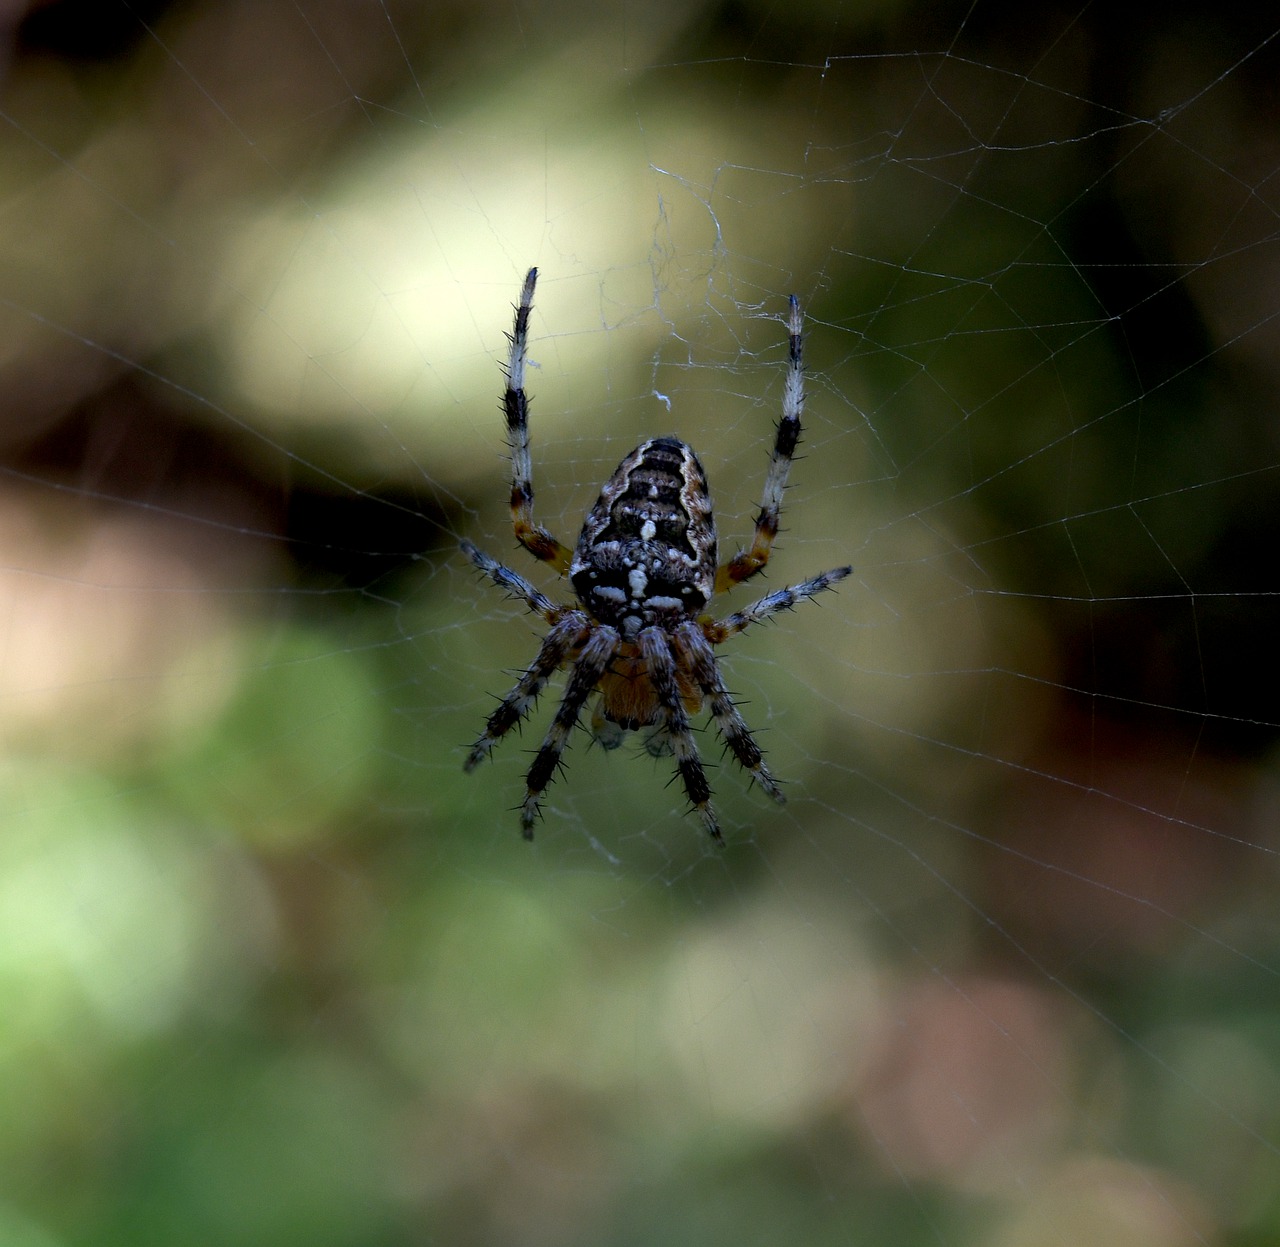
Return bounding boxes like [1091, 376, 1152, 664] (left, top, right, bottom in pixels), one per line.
[570, 437, 717, 636]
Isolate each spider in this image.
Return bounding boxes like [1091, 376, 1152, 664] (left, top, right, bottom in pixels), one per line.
[461, 268, 851, 842]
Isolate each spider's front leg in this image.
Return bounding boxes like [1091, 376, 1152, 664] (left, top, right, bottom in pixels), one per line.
[673, 621, 784, 804]
[463, 613, 590, 773]
[716, 294, 805, 593]
[460, 539, 590, 773]
[504, 267, 573, 574]
[519, 626, 619, 838]
[692, 564, 852, 814]
[639, 627, 723, 844]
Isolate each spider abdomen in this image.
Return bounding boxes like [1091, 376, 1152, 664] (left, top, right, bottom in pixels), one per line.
[569, 436, 718, 638]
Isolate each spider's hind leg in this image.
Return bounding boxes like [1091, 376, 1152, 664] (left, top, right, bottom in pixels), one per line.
[716, 294, 806, 593]
[504, 267, 573, 573]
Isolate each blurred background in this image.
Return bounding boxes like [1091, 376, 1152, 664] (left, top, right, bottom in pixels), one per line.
[2, 1, 1278, 1244]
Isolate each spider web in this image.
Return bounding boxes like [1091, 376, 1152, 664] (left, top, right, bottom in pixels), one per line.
[1, 2, 1278, 1244]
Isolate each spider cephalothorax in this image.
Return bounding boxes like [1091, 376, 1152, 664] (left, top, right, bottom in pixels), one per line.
[462, 268, 850, 842]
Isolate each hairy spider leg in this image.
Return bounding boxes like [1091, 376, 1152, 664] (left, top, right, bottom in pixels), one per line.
[505, 267, 573, 573]
[520, 626, 619, 838]
[704, 565, 853, 644]
[461, 540, 589, 772]
[461, 538, 564, 624]
[716, 294, 805, 593]
[463, 614, 591, 773]
[640, 627, 722, 843]
[673, 620, 784, 803]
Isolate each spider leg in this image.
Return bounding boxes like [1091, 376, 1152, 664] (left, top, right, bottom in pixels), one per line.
[505, 267, 573, 573]
[520, 626, 619, 838]
[704, 565, 852, 643]
[716, 294, 805, 593]
[639, 627, 722, 844]
[461, 539, 563, 625]
[673, 621, 784, 804]
[463, 612, 592, 773]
